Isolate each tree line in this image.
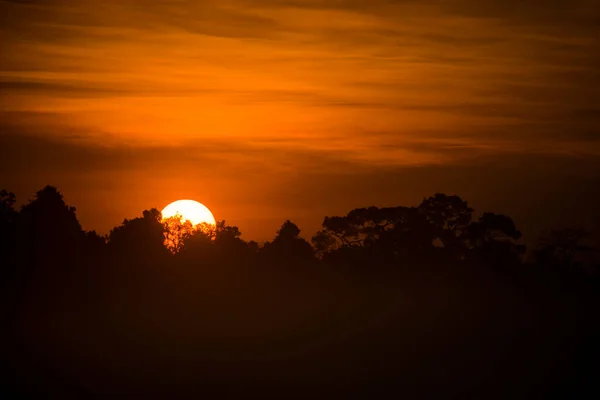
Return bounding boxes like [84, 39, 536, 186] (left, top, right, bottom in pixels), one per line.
[1, 186, 598, 277]
[2, 186, 599, 397]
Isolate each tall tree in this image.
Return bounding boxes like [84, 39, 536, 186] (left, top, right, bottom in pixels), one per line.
[108, 208, 169, 261]
[313, 205, 436, 260]
[375, 206, 436, 257]
[163, 215, 196, 253]
[213, 220, 249, 255]
[17, 186, 84, 265]
[264, 220, 314, 262]
[467, 212, 525, 262]
[419, 193, 473, 251]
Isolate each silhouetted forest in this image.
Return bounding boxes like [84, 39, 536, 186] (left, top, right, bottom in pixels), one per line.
[2, 186, 599, 398]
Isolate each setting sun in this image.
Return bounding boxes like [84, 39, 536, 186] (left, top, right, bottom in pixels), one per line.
[161, 199, 216, 226]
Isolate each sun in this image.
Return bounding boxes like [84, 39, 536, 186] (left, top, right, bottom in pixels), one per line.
[161, 199, 216, 226]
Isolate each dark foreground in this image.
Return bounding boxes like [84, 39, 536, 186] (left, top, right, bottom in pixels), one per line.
[4, 260, 599, 399]
[2, 188, 599, 398]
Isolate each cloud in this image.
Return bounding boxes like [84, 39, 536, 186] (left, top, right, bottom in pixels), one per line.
[437, 0, 600, 27]
[0, 79, 221, 98]
[2, 117, 600, 245]
[1, 0, 284, 41]
[1, 0, 599, 238]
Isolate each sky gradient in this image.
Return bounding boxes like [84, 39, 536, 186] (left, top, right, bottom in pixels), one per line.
[1, 0, 599, 243]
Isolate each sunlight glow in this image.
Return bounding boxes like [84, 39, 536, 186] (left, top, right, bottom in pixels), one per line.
[161, 199, 216, 226]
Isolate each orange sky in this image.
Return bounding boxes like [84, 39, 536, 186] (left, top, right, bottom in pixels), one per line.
[1, 0, 599, 242]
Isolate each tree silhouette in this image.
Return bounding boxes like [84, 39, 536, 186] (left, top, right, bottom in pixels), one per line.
[4, 185, 600, 397]
[83, 230, 107, 257]
[179, 224, 214, 258]
[535, 228, 597, 270]
[247, 240, 260, 253]
[1, 189, 18, 278]
[312, 229, 338, 256]
[375, 206, 436, 260]
[419, 193, 473, 255]
[17, 186, 84, 266]
[472, 212, 522, 243]
[467, 212, 525, 263]
[163, 215, 196, 253]
[19, 186, 83, 236]
[319, 215, 363, 249]
[108, 208, 169, 260]
[276, 219, 301, 239]
[314, 207, 397, 252]
[264, 220, 314, 262]
[313, 206, 436, 261]
[213, 220, 250, 256]
[0, 189, 16, 217]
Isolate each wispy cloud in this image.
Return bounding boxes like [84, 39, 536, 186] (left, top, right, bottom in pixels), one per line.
[1, 0, 599, 239]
